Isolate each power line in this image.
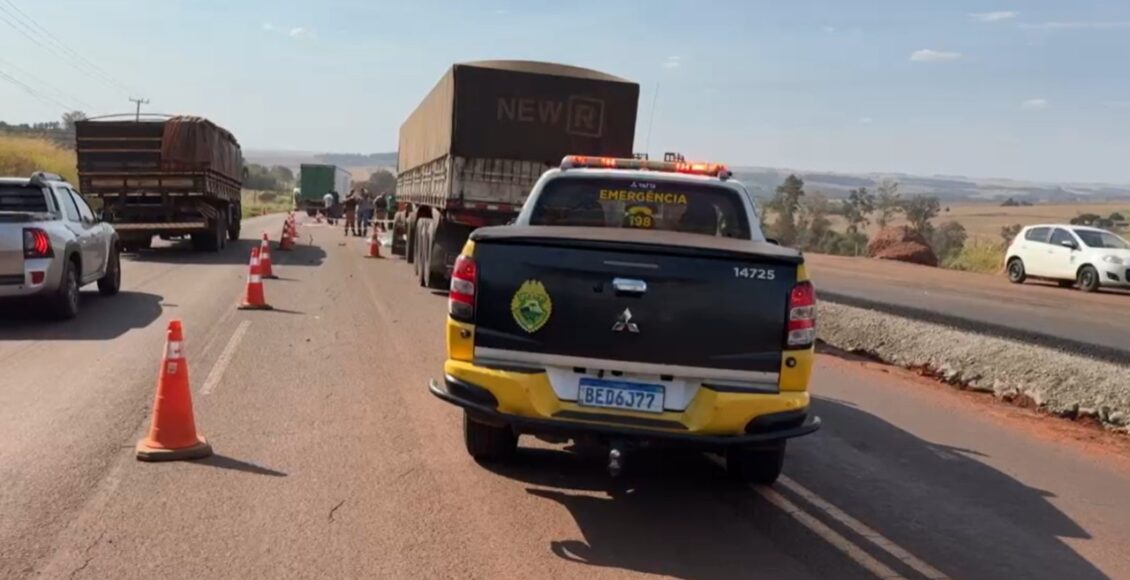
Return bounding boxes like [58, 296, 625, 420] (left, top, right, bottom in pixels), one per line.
[0, 65, 76, 111]
[0, 55, 93, 110]
[0, 0, 134, 94]
[0, 1, 135, 96]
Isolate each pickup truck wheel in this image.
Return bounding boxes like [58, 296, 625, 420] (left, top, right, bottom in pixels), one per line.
[463, 412, 517, 463]
[49, 259, 81, 320]
[97, 246, 122, 296]
[726, 442, 786, 485]
[1077, 265, 1100, 293]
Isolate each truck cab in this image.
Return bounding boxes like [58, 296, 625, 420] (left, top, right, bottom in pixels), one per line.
[429, 155, 820, 484]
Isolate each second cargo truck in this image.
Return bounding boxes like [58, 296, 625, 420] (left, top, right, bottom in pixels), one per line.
[394, 60, 640, 288]
[296, 164, 352, 217]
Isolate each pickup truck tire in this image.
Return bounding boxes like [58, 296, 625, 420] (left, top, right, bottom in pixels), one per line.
[726, 442, 786, 485]
[463, 412, 517, 463]
[97, 245, 122, 296]
[48, 258, 81, 320]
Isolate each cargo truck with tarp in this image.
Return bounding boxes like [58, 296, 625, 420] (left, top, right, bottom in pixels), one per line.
[296, 164, 351, 217]
[394, 60, 640, 288]
[75, 115, 244, 252]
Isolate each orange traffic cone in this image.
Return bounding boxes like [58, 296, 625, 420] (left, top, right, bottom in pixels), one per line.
[259, 233, 278, 279]
[136, 320, 213, 462]
[365, 229, 382, 258]
[279, 223, 294, 251]
[238, 247, 273, 310]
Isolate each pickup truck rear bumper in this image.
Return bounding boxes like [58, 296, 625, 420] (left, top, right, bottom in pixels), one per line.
[430, 375, 821, 448]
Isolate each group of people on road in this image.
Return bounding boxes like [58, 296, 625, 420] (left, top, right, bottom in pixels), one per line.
[321, 188, 395, 237]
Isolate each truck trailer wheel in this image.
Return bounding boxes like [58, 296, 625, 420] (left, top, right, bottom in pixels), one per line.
[228, 205, 241, 241]
[306, 209, 317, 218]
[192, 217, 225, 252]
[391, 213, 408, 256]
[424, 220, 452, 290]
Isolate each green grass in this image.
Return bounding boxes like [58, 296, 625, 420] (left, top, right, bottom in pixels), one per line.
[0, 133, 77, 183]
[241, 190, 293, 219]
[945, 239, 1005, 273]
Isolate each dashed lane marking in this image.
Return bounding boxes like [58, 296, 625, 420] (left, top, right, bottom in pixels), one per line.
[779, 476, 950, 579]
[200, 320, 251, 396]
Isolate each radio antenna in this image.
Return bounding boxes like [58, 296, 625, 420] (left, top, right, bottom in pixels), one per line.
[644, 82, 660, 156]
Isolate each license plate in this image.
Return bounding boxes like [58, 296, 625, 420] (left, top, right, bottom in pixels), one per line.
[577, 378, 665, 414]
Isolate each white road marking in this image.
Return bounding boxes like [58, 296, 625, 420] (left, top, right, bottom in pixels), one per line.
[200, 320, 251, 396]
[756, 485, 906, 579]
[779, 475, 950, 579]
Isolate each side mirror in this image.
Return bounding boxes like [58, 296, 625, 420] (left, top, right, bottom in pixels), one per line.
[1060, 239, 1077, 250]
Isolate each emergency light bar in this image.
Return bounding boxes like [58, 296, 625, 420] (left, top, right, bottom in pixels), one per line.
[560, 155, 732, 180]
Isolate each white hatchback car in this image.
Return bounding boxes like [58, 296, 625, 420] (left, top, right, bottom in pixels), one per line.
[1006, 224, 1130, 292]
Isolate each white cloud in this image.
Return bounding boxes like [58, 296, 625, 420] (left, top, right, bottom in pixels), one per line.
[970, 11, 1017, 23]
[262, 22, 274, 31]
[909, 49, 962, 62]
[1019, 21, 1130, 30]
[822, 25, 837, 33]
[1021, 98, 1049, 110]
[857, 117, 874, 125]
[289, 27, 305, 37]
[661, 56, 681, 69]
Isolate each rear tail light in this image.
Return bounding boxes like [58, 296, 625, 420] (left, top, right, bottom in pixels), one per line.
[449, 254, 477, 321]
[786, 281, 816, 348]
[23, 228, 53, 259]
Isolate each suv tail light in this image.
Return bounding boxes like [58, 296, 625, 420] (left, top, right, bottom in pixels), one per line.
[23, 228, 53, 259]
[449, 254, 477, 321]
[786, 281, 816, 348]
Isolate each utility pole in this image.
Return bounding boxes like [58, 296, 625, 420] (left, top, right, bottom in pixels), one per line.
[643, 82, 659, 157]
[129, 97, 149, 121]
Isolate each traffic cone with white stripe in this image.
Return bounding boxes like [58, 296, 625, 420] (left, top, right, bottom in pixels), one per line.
[238, 247, 273, 310]
[259, 233, 278, 278]
[279, 221, 294, 251]
[365, 228, 382, 258]
[136, 320, 212, 462]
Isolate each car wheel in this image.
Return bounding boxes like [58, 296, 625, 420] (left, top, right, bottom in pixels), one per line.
[463, 412, 517, 463]
[1006, 258, 1026, 284]
[50, 259, 81, 320]
[97, 245, 122, 296]
[726, 442, 786, 485]
[1077, 265, 1100, 293]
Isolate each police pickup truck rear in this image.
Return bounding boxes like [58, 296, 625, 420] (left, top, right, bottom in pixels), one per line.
[430, 155, 819, 484]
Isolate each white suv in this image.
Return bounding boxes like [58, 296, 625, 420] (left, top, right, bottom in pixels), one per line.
[1005, 224, 1130, 292]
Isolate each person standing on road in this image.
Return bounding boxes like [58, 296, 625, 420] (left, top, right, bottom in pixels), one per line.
[323, 191, 335, 225]
[374, 191, 388, 231]
[359, 189, 375, 238]
[343, 189, 360, 237]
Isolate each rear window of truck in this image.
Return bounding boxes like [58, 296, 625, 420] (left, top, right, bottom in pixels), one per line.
[0, 185, 50, 213]
[529, 177, 751, 239]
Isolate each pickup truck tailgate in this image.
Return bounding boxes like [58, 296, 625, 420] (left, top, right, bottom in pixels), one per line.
[0, 224, 24, 280]
[470, 227, 801, 375]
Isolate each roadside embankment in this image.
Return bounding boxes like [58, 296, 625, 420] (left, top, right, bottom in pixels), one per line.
[818, 301, 1130, 432]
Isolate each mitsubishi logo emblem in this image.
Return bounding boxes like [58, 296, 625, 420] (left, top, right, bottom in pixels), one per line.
[612, 308, 639, 333]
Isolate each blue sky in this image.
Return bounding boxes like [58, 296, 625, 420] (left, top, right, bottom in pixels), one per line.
[1, 0, 1129, 182]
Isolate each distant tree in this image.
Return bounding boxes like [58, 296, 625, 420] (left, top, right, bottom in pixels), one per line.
[874, 179, 902, 228]
[930, 220, 968, 263]
[1071, 213, 1102, 226]
[767, 174, 805, 245]
[901, 195, 941, 235]
[1110, 211, 1125, 222]
[794, 191, 833, 251]
[1000, 223, 1022, 245]
[1001, 197, 1018, 207]
[268, 165, 294, 187]
[842, 187, 875, 234]
[61, 111, 87, 133]
[365, 169, 397, 194]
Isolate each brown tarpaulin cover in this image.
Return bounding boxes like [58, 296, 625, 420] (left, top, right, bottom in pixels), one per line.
[160, 116, 242, 181]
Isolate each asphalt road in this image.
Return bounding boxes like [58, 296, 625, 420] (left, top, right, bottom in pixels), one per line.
[806, 254, 1130, 362]
[4, 217, 1130, 579]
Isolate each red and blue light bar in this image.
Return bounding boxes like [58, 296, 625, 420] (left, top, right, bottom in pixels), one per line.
[560, 155, 732, 180]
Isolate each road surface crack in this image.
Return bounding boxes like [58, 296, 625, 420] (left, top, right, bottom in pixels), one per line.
[328, 499, 346, 523]
[67, 531, 105, 579]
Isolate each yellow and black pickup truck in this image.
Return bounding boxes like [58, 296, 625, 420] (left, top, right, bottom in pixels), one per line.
[429, 155, 819, 484]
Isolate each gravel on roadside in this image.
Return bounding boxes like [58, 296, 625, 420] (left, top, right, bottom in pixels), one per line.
[818, 301, 1130, 432]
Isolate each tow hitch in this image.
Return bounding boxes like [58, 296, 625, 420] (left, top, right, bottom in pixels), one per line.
[607, 439, 629, 477]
